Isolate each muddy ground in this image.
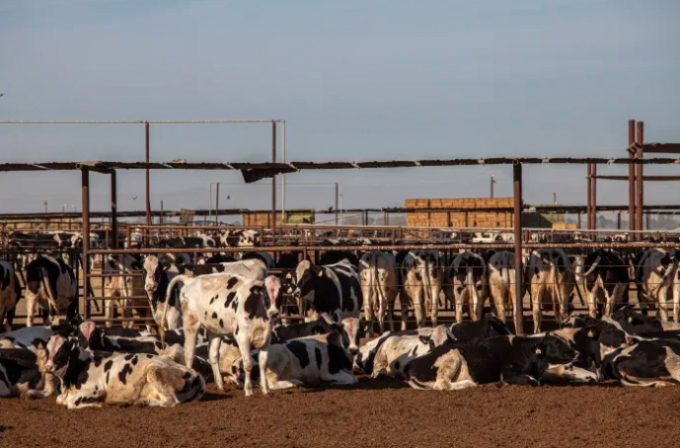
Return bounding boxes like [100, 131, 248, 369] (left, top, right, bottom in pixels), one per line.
[1, 379, 679, 448]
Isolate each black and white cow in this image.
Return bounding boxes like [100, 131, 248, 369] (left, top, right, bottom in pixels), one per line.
[286, 259, 361, 324]
[525, 249, 575, 332]
[576, 249, 629, 319]
[449, 251, 488, 324]
[486, 251, 517, 324]
[602, 338, 680, 387]
[24, 256, 77, 327]
[0, 261, 21, 331]
[220, 229, 261, 247]
[634, 249, 679, 322]
[398, 250, 443, 329]
[271, 319, 336, 344]
[359, 251, 399, 335]
[227, 331, 359, 390]
[42, 333, 205, 408]
[448, 314, 513, 342]
[142, 255, 184, 332]
[174, 273, 282, 396]
[403, 333, 586, 390]
[0, 348, 41, 397]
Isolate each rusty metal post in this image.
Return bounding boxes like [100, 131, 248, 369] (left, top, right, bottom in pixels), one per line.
[81, 168, 90, 318]
[512, 162, 524, 335]
[215, 183, 219, 225]
[592, 164, 597, 231]
[628, 120, 636, 232]
[335, 182, 339, 225]
[646, 213, 651, 231]
[577, 212, 582, 229]
[110, 171, 118, 250]
[272, 121, 277, 230]
[145, 121, 151, 227]
[586, 164, 592, 229]
[636, 121, 644, 236]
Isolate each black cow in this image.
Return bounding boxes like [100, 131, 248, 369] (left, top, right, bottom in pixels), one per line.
[448, 315, 513, 342]
[602, 339, 680, 386]
[0, 348, 42, 397]
[612, 307, 663, 334]
[318, 251, 359, 267]
[403, 334, 593, 390]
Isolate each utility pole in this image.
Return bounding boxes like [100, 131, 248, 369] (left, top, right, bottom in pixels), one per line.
[335, 182, 339, 225]
[44, 201, 48, 213]
[490, 173, 496, 198]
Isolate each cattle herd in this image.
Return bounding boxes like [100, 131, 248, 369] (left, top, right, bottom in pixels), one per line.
[1, 227, 680, 410]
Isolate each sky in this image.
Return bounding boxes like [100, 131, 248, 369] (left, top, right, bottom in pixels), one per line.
[1, 0, 679, 215]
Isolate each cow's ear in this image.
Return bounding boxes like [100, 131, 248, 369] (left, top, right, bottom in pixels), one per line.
[418, 335, 430, 345]
[316, 267, 324, 277]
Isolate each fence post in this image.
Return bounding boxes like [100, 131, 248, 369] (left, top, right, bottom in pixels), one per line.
[636, 121, 644, 239]
[513, 162, 524, 335]
[81, 168, 90, 319]
[628, 120, 636, 233]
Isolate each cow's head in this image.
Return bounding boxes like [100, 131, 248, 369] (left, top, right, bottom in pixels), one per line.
[531, 334, 578, 370]
[422, 325, 455, 350]
[339, 316, 361, 356]
[611, 306, 662, 334]
[44, 331, 82, 377]
[264, 275, 283, 320]
[142, 255, 165, 294]
[291, 260, 322, 303]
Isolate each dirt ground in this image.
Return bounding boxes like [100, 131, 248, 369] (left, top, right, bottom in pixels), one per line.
[2, 379, 680, 448]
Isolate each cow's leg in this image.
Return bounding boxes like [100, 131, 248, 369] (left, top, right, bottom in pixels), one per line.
[363, 287, 375, 336]
[207, 334, 225, 391]
[586, 284, 598, 320]
[658, 286, 670, 322]
[399, 290, 409, 331]
[454, 288, 465, 324]
[604, 284, 618, 318]
[25, 291, 37, 328]
[492, 286, 506, 323]
[325, 370, 358, 385]
[470, 286, 481, 322]
[387, 290, 396, 333]
[182, 314, 200, 372]
[257, 348, 270, 395]
[413, 288, 425, 328]
[236, 336, 255, 397]
[145, 368, 179, 407]
[674, 284, 680, 323]
[532, 285, 543, 334]
[377, 295, 386, 335]
[268, 379, 303, 390]
[430, 290, 439, 328]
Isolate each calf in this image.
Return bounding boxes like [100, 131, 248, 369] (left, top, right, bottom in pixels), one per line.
[486, 251, 517, 323]
[359, 251, 399, 334]
[576, 249, 629, 319]
[525, 249, 575, 332]
[0, 261, 21, 331]
[286, 259, 361, 324]
[403, 334, 586, 390]
[634, 249, 679, 322]
[142, 255, 183, 332]
[175, 273, 282, 396]
[43, 334, 205, 408]
[450, 251, 488, 323]
[398, 250, 442, 329]
[24, 256, 77, 327]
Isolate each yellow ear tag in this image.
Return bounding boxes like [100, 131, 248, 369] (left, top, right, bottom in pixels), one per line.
[535, 348, 542, 354]
[587, 330, 595, 338]
[318, 269, 324, 277]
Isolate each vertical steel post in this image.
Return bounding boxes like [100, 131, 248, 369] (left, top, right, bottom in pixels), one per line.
[272, 121, 277, 230]
[577, 212, 582, 229]
[160, 200, 164, 226]
[110, 172, 118, 250]
[628, 120, 636, 232]
[617, 213, 621, 230]
[81, 168, 90, 319]
[592, 164, 597, 231]
[636, 121, 644, 236]
[335, 182, 339, 225]
[145, 121, 151, 227]
[215, 183, 219, 226]
[646, 213, 651, 231]
[587, 164, 592, 229]
[513, 163, 524, 335]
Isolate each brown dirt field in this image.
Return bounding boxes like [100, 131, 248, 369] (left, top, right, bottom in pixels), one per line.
[2, 379, 680, 448]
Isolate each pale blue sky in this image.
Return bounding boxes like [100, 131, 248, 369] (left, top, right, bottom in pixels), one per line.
[1, 0, 679, 215]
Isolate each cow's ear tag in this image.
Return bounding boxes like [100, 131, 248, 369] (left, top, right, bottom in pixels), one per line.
[534, 347, 542, 354]
[628, 317, 633, 323]
[318, 269, 324, 277]
[587, 330, 595, 338]
[285, 273, 292, 279]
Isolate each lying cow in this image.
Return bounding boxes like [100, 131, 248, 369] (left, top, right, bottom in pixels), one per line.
[42, 334, 205, 408]
[25, 255, 78, 327]
[0, 261, 21, 331]
[371, 325, 452, 378]
[403, 333, 593, 390]
[0, 348, 42, 397]
[603, 338, 680, 387]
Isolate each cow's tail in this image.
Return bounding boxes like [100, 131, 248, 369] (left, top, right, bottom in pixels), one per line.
[423, 258, 434, 317]
[574, 255, 601, 278]
[39, 269, 58, 313]
[372, 253, 383, 317]
[158, 274, 192, 347]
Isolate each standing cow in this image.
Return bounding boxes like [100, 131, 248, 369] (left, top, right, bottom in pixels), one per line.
[576, 249, 629, 319]
[525, 249, 575, 333]
[634, 249, 679, 322]
[24, 256, 77, 327]
[449, 251, 487, 324]
[399, 250, 442, 329]
[0, 261, 21, 331]
[359, 251, 399, 335]
[486, 251, 517, 324]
